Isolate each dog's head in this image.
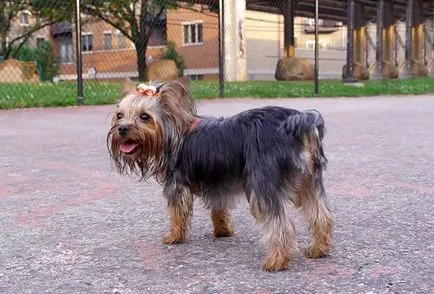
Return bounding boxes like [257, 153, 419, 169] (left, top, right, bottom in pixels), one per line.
[107, 77, 196, 181]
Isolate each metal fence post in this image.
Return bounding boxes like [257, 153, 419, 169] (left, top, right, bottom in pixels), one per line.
[218, 0, 225, 98]
[314, 0, 319, 96]
[75, 0, 84, 105]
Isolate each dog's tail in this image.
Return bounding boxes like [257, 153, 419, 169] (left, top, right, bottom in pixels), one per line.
[279, 109, 327, 171]
[280, 109, 325, 141]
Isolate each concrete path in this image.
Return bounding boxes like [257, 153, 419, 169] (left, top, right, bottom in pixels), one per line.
[1, 95, 433, 293]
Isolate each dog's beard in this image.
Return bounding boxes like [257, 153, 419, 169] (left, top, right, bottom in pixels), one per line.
[107, 123, 165, 181]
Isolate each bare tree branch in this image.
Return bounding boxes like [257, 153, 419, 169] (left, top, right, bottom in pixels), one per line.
[7, 20, 56, 47]
[82, 5, 133, 41]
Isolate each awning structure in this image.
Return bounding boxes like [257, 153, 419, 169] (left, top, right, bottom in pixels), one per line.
[193, 0, 434, 85]
[246, 0, 434, 22]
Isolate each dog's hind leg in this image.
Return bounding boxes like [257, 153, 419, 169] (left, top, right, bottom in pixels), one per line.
[211, 209, 235, 238]
[247, 186, 297, 272]
[162, 186, 194, 245]
[293, 175, 334, 259]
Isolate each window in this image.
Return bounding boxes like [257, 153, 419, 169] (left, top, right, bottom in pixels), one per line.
[306, 41, 315, 50]
[20, 12, 29, 26]
[104, 32, 112, 50]
[60, 38, 73, 64]
[117, 31, 126, 49]
[183, 22, 203, 45]
[305, 40, 329, 50]
[81, 33, 93, 52]
[189, 74, 203, 81]
[148, 10, 167, 47]
[36, 37, 45, 47]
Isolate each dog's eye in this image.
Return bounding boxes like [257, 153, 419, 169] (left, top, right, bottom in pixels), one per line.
[116, 113, 123, 120]
[140, 113, 150, 122]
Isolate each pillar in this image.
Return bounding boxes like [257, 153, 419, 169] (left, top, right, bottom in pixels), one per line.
[223, 0, 248, 81]
[354, 2, 367, 68]
[405, 0, 427, 76]
[375, 0, 384, 78]
[343, 0, 357, 82]
[404, 0, 414, 76]
[281, 0, 295, 58]
[432, 15, 434, 74]
[383, 1, 395, 67]
[412, 0, 427, 75]
[275, 0, 315, 81]
[377, 0, 398, 79]
[344, 0, 369, 81]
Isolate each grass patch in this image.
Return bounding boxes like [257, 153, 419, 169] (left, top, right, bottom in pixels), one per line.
[191, 77, 434, 99]
[0, 81, 122, 109]
[0, 77, 433, 109]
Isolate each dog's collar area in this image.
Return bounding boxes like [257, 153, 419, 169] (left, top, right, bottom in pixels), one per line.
[188, 117, 201, 134]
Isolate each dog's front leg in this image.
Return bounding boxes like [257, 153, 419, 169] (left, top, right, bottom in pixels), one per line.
[162, 185, 193, 245]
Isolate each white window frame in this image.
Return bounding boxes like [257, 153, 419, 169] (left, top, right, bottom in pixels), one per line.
[116, 30, 127, 50]
[81, 32, 93, 53]
[60, 38, 74, 64]
[182, 21, 203, 46]
[305, 40, 330, 50]
[103, 30, 112, 50]
[36, 37, 45, 47]
[20, 11, 30, 27]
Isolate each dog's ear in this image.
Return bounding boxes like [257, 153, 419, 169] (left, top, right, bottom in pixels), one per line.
[175, 76, 190, 87]
[158, 77, 196, 116]
[121, 78, 136, 94]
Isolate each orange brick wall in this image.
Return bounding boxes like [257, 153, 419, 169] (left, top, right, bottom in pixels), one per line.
[167, 7, 219, 71]
[57, 7, 219, 79]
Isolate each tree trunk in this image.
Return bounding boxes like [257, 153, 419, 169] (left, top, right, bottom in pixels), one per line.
[135, 38, 149, 81]
[0, 29, 8, 59]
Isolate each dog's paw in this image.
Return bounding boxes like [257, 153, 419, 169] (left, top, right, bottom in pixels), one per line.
[214, 226, 236, 238]
[304, 245, 329, 259]
[162, 232, 185, 245]
[262, 256, 290, 272]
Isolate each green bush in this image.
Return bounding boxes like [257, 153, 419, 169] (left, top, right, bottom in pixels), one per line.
[10, 41, 60, 81]
[160, 41, 185, 76]
[13, 44, 35, 61]
[34, 41, 60, 81]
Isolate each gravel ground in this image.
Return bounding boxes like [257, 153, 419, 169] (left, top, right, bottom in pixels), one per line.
[1, 95, 433, 294]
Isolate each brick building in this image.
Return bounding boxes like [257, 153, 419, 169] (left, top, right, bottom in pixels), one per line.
[51, 5, 219, 81]
[2, 3, 361, 82]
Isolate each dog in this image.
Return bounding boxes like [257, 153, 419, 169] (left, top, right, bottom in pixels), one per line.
[107, 78, 334, 272]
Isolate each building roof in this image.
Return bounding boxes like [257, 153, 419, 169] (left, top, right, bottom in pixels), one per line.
[194, 0, 434, 22]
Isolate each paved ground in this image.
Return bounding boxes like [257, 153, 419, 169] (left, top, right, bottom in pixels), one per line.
[1, 95, 433, 294]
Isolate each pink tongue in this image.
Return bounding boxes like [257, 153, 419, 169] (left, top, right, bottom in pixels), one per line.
[120, 143, 139, 153]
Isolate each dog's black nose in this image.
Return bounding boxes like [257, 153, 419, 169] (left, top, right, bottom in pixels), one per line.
[118, 125, 130, 136]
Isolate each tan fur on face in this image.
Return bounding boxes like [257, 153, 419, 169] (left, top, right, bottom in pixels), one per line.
[107, 78, 197, 183]
[108, 93, 165, 180]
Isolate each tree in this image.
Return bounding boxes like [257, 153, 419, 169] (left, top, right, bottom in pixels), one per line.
[160, 40, 185, 76]
[34, 40, 60, 81]
[0, 1, 65, 60]
[78, 0, 180, 81]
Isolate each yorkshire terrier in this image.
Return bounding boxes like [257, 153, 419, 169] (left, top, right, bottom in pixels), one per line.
[107, 78, 334, 272]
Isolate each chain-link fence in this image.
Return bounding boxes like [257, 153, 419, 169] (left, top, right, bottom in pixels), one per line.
[0, 1, 433, 107]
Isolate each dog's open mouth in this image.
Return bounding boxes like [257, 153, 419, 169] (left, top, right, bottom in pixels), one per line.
[120, 140, 140, 154]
